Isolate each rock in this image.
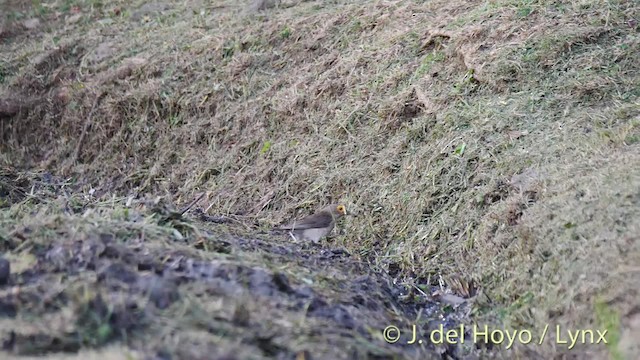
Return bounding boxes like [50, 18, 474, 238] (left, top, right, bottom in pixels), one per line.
[0, 257, 10, 285]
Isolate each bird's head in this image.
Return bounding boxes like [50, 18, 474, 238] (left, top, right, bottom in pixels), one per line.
[329, 204, 347, 217]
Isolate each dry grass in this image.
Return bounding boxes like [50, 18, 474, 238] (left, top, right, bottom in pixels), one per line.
[0, 170, 471, 359]
[2, 0, 639, 358]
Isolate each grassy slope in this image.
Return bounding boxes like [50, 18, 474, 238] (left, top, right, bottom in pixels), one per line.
[2, 0, 639, 358]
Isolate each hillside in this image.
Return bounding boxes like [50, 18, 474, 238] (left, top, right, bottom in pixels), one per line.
[1, 0, 639, 359]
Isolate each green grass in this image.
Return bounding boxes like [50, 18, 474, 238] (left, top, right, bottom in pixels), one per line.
[595, 299, 624, 360]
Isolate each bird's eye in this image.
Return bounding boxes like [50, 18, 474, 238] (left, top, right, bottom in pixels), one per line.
[338, 205, 345, 213]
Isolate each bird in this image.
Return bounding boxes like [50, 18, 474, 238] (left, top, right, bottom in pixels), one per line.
[273, 204, 347, 243]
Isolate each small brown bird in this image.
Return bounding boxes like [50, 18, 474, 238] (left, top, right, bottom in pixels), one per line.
[274, 204, 347, 243]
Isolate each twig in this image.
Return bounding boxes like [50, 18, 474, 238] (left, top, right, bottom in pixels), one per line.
[180, 192, 206, 215]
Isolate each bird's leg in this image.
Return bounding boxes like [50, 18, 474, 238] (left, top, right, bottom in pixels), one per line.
[288, 231, 298, 242]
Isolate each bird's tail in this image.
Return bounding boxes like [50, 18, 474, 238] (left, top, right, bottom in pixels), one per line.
[272, 226, 291, 231]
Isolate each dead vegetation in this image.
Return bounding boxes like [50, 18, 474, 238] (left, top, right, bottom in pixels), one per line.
[1, 0, 639, 358]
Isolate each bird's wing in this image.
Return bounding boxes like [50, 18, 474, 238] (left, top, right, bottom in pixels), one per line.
[276, 211, 334, 230]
